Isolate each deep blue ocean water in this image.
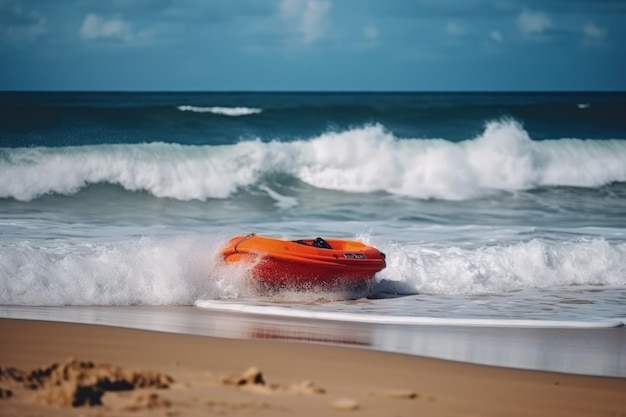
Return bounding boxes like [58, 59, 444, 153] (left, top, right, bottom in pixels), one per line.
[1, 92, 625, 326]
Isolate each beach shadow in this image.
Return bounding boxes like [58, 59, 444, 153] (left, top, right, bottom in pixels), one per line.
[367, 279, 418, 300]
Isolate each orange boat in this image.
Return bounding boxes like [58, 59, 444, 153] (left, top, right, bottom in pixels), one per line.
[222, 233, 386, 287]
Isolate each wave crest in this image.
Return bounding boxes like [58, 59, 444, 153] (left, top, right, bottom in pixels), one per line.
[377, 238, 626, 295]
[177, 105, 262, 116]
[1, 120, 625, 202]
[1, 236, 624, 306]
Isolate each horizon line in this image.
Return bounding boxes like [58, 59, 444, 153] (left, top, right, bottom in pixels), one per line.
[2, 89, 625, 94]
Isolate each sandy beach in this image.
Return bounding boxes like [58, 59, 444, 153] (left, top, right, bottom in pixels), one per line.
[1, 318, 625, 417]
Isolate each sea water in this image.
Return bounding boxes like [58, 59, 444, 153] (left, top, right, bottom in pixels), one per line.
[1, 92, 625, 326]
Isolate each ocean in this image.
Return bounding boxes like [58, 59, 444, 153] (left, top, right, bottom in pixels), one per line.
[1, 91, 625, 328]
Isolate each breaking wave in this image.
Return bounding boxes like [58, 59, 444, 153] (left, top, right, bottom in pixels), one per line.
[177, 105, 262, 116]
[374, 237, 626, 295]
[0, 235, 624, 306]
[1, 120, 625, 202]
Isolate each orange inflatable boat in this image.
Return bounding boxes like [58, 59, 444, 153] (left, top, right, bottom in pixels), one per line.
[222, 234, 386, 287]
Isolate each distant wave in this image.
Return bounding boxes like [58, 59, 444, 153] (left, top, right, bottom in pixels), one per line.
[1, 120, 626, 202]
[177, 105, 262, 116]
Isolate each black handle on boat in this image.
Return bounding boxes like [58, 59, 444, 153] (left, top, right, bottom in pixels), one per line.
[313, 237, 333, 249]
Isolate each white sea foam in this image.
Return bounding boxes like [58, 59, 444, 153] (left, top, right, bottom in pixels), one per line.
[194, 300, 624, 328]
[374, 238, 626, 295]
[1, 235, 624, 306]
[0, 142, 270, 201]
[0, 236, 256, 306]
[258, 185, 299, 209]
[177, 105, 262, 116]
[297, 119, 625, 198]
[1, 120, 625, 202]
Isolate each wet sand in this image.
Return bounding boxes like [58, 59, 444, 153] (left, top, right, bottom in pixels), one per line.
[1, 318, 626, 417]
[2, 305, 625, 377]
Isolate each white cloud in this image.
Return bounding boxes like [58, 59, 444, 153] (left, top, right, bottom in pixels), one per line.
[0, 3, 47, 42]
[280, 0, 331, 45]
[445, 22, 465, 37]
[516, 10, 552, 35]
[363, 23, 378, 41]
[490, 30, 503, 43]
[280, 0, 301, 17]
[582, 22, 607, 42]
[80, 13, 133, 42]
[300, 1, 331, 44]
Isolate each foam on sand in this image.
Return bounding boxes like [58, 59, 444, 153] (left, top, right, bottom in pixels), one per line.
[195, 300, 624, 328]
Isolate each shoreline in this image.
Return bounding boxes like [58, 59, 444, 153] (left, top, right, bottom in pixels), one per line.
[1, 305, 625, 378]
[1, 318, 626, 416]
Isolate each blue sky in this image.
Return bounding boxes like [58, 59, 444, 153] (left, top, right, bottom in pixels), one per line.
[1, 0, 624, 91]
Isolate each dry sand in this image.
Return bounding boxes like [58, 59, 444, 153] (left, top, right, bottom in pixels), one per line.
[1, 318, 625, 417]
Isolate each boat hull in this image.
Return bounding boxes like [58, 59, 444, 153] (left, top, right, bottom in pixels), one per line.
[222, 234, 386, 287]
